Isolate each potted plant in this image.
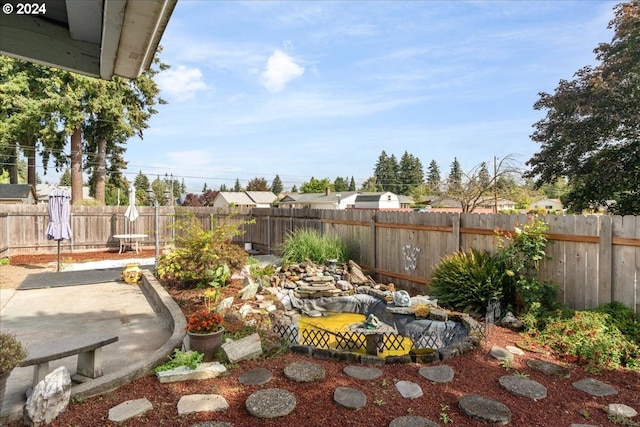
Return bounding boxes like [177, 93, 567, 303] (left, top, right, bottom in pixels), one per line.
[186, 310, 225, 362]
[0, 332, 27, 407]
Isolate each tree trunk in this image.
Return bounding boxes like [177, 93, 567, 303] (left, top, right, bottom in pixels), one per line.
[9, 143, 18, 184]
[94, 135, 106, 204]
[26, 138, 36, 186]
[70, 126, 83, 204]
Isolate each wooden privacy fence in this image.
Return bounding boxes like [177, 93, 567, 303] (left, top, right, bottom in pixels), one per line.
[0, 205, 638, 313]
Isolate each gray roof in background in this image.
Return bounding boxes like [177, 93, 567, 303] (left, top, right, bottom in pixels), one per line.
[218, 192, 255, 205]
[0, 184, 35, 199]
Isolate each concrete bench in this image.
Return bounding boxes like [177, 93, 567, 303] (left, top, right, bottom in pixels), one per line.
[20, 332, 118, 387]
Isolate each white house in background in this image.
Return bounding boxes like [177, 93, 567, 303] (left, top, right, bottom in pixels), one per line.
[354, 192, 400, 209]
[212, 191, 277, 209]
[530, 198, 564, 212]
[478, 198, 518, 211]
[277, 190, 359, 210]
[36, 184, 93, 203]
[0, 184, 38, 204]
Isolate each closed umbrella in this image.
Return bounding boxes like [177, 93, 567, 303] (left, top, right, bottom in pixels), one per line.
[46, 188, 72, 271]
[123, 184, 139, 233]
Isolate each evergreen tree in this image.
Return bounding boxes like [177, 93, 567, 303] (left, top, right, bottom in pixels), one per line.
[447, 157, 463, 193]
[478, 162, 492, 189]
[291, 185, 298, 193]
[202, 182, 209, 192]
[348, 176, 356, 191]
[271, 174, 283, 195]
[399, 151, 424, 195]
[426, 160, 441, 194]
[373, 150, 400, 192]
[59, 169, 71, 186]
[219, 183, 228, 191]
[233, 178, 242, 192]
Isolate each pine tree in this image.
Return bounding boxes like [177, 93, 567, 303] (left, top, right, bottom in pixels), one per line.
[447, 158, 463, 193]
[271, 175, 283, 195]
[373, 151, 400, 192]
[348, 176, 356, 191]
[399, 151, 424, 195]
[426, 160, 441, 194]
[233, 179, 242, 192]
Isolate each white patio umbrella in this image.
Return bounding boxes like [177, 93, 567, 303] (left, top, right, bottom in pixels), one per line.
[46, 188, 72, 272]
[123, 184, 139, 234]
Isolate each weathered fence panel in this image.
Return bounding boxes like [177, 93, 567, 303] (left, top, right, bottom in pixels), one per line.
[1, 205, 638, 313]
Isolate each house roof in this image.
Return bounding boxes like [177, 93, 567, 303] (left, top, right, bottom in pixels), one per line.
[0, 184, 36, 200]
[0, 0, 177, 80]
[278, 192, 359, 205]
[245, 191, 277, 205]
[355, 192, 395, 202]
[217, 192, 255, 205]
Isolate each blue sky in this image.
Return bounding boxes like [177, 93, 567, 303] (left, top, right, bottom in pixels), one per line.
[119, 0, 616, 193]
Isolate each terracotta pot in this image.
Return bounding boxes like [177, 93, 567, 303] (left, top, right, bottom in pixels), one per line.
[187, 327, 224, 362]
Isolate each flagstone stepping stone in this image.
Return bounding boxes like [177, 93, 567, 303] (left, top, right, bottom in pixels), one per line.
[395, 380, 423, 399]
[108, 398, 153, 423]
[526, 359, 571, 378]
[418, 365, 455, 383]
[505, 345, 525, 356]
[498, 375, 547, 400]
[246, 388, 297, 418]
[334, 386, 367, 410]
[490, 345, 513, 361]
[238, 367, 273, 385]
[344, 365, 383, 380]
[516, 340, 549, 355]
[606, 403, 637, 418]
[177, 394, 229, 415]
[458, 394, 511, 425]
[572, 378, 618, 397]
[388, 415, 440, 427]
[284, 361, 325, 382]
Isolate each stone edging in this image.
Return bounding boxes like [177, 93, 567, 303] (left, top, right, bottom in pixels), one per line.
[71, 270, 187, 400]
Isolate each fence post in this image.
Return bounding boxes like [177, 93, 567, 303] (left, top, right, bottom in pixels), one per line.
[598, 215, 613, 306]
[370, 213, 377, 276]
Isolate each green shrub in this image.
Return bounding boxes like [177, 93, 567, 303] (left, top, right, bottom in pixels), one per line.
[157, 209, 253, 288]
[527, 310, 639, 372]
[428, 248, 505, 314]
[593, 302, 640, 345]
[279, 228, 348, 264]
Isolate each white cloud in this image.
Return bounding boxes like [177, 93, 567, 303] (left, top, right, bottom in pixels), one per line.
[156, 65, 208, 101]
[260, 50, 304, 93]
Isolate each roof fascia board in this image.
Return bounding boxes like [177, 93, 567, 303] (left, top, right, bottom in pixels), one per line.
[100, 0, 127, 79]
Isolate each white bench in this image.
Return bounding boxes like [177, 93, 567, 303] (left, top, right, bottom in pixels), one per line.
[20, 332, 118, 387]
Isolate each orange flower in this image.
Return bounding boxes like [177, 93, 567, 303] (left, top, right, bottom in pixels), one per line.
[186, 310, 224, 334]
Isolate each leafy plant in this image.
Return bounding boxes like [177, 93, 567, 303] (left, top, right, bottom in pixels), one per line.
[154, 349, 203, 373]
[429, 248, 505, 314]
[0, 332, 27, 372]
[526, 310, 639, 372]
[0, 257, 9, 265]
[157, 209, 253, 288]
[495, 217, 555, 309]
[500, 357, 513, 370]
[279, 228, 349, 264]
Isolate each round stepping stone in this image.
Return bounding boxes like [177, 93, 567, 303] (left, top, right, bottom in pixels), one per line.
[284, 361, 325, 382]
[498, 375, 547, 400]
[526, 359, 571, 378]
[245, 388, 297, 418]
[344, 365, 383, 380]
[389, 415, 440, 427]
[238, 368, 273, 385]
[334, 386, 367, 410]
[418, 365, 454, 383]
[395, 380, 423, 399]
[572, 378, 618, 397]
[458, 394, 511, 425]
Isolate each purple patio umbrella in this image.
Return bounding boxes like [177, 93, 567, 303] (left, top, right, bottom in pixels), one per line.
[46, 188, 72, 271]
